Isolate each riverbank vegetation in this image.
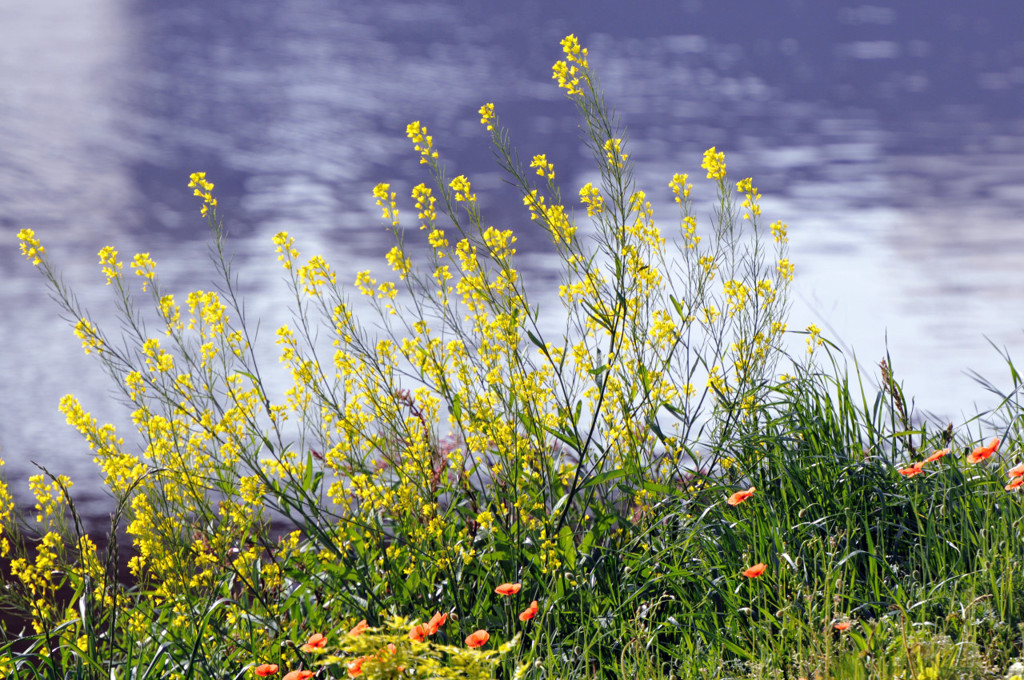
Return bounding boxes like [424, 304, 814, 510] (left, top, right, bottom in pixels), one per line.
[3, 35, 1024, 680]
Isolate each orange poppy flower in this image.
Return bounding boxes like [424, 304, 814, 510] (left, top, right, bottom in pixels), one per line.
[1009, 462, 1024, 478]
[741, 561, 765, 577]
[426, 611, 448, 635]
[898, 466, 923, 477]
[834, 621, 852, 631]
[283, 671, 313, 680]
[409, 624, 427, 642]
[924, 448, 950, 464]
[494, 583, 521, 596]
[386, 643, 397, 655]
[742, 563, 767, 578]
[519, 600, 539, 621]
[727, 486, 756, 506]
[347, 656, 367, 677]
[255, 664, 279, 677]
[1006, 478, 1024, 491]
[465, 630, 490, 648]
[300, 633, 326, 653]
[348, 619, 369, 637]
[967, 438, 1000, 464]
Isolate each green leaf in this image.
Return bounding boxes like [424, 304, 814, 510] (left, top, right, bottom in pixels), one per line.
[451, 393, 462, 422]
[559, 525, 577, 570]
[582, 468, 626, 489]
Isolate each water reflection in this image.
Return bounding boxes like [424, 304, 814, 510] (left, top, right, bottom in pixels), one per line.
[1, 0, 1023, 522]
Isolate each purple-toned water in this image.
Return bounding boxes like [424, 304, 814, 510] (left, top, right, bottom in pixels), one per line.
[2, 0, 1024, 529]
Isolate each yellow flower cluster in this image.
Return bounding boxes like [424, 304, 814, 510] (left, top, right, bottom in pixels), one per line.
[579, 182, 604, 216]
[530, 154, 555, 179]
[0, 464, 12, 557]
[449, 175, 476, 203]
[273, 231, 300, 270]
[806, 323, 824, 353]
[187, 171, 217, 217]
[130, 252, 157, 290]
[681, 215, 700, 248]
[413, 183, 437, 226]
[186, 290, 228, 339]
[603, 138, 628, 169]
[385, 246, 412, 279]
[770, 220, 789, 244]
[701, 146, 727, 181]
[298, 254, 336, 296]
[736, 177, 762, 220]
[28, 473, 72, 525]
[669, 173, 692, 202]
[73, 317, 104, 355]
[17, 228, 45, 266]
[9, 530, 63, 633]
[552, 34, 589, 96]
[406, 121, 438, 165]
[98, 246, 122, 284]
[141, 337, 175, 373]
[478, 102, 495, 131]
[523, 190, 576, 245]
[374, 182, 400, 227]
[722, 279, 750, 316]
[777, 258, 795, 282]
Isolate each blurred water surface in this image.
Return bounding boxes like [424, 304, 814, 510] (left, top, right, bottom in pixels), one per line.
[2, 0, 1024, 518]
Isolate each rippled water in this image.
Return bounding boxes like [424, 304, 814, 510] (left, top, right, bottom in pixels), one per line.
[2, 0, 1023, 520]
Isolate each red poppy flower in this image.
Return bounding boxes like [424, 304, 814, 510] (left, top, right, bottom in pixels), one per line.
[924, 448, 950, 464]
[348, 656, 366, 677]
[519, 600, 539, 621]
[1009, 462, 1024, 478]
[255, 664, 279, 677]
[967, 438, 1000, 464]
[465, 630, 490, 648]
[1006, 478, 1024, 491]
[348, 620, 369, 637]
[409, 624, 427, 642]
[426, 611, 448, 635]
[834, 621, 852, 631]
[726, 486, 756, 506]
[300, 633, 327, 653]
[742, 563, 767, 578]
[283, 671, 313, 680]
[494, 583, 521, 596]
[898, 466, 923, 477]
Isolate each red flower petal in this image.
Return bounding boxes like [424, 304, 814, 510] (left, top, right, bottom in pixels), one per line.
[348, 656, 366, 677]
[494, 583, 521, 596]
[465, 630, 490, 648]
[968, 438, 1000, 463]
[519, 600, 539, 621]
[726, 486, 756, 506]
[742, 563, 767, 578]
[426, 611, 448, 635]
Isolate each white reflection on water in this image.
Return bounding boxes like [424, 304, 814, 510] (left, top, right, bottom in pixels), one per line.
[1, 0, 1023, 516]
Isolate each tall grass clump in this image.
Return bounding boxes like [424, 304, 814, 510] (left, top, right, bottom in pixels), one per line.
[3, 34, 1024, 680]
